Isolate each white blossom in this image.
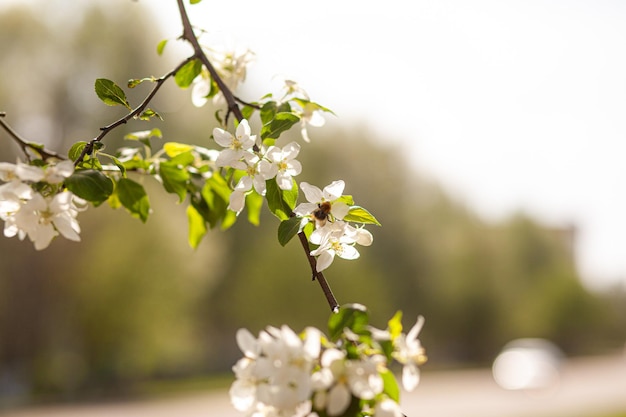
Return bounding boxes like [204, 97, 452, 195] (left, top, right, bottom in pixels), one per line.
[374, 398, 403, 417]
[392, 316, 426, 391]
[293, 180, 350, 224]
[309, 221, 361, 272]
[214, 119, 256, 167]
[298, 102, 326, 143]
[230, 325, 321, 417]
[12, 191, 81, 250]
[228, 153, 273, 214]
[264, 142, 302, 190]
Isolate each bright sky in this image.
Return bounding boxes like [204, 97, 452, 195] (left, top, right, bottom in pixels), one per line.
[4, 0, 626, 290]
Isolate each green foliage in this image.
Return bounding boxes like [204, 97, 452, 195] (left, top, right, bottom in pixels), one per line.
[266, 179, 297, 220]
[328, 303, 369, 341]
[343, 206, 381, 226]
[116, 177, 150, 222]
[174, 58, 202, 89]
[94, 78, 131, 109]
[64, 169, 114, 205]
[278, 216, 301, 246]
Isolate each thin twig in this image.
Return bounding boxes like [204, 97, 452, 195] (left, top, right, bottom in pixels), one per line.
[0, 114, 65, 161]
[298, 231, 339, 312]
[74, 57, 195, 166]
[176, 0, 340, 313]
[176, 0, 243, 124]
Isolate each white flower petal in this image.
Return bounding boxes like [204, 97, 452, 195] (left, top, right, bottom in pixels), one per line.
[327, 383, 351, 416]
[402, 363, 420, 392]
[323, 180, 345, 201]
[315, 250, 335, 272]
[236, 328, 260, 358]
[300, 182, 323, 204]
[213, 128, 235, 148]
[228, 190, 246, 214]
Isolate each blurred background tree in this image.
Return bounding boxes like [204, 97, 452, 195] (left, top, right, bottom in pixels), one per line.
[1, 1, 624, 407]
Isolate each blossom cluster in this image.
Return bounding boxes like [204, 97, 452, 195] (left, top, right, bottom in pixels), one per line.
[212, 119, 302, 214]
[212, 118, 374, 272]
[294, 180, 374, 272]
[0, 160, 83, 250]
[229, 305, 427, 417]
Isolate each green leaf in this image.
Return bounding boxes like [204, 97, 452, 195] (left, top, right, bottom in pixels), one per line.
[278, 217, 301, 246]
[190, 0, 202, 3]
[159, 161, 190, 202]
[138, 108, 162, 121]
[282, 179, 299, 210]
[260, 112, 300, 140]
[117, 178, 150, 222]
[164, 142, 194, 158]
[68, 141, 88, 162]
[187, 204, 207, 249]
[387, 310, 403, 341]
[343, 206, 381, 226]
[246, 191, 263, 226]
[260, 101, 277, 125]
[94, 78, 131, 109]
[127, 77, 156, 88]
[265, 180, 292, 220]
[124, 128, 162, 141]
[64, 169, 113, 205]
[175, 59, 202, 89]
[156, 39, 168, 55]
[380, 368, 401, 403]
[328, 303, 369, 342]
[336, 195, 354, 206]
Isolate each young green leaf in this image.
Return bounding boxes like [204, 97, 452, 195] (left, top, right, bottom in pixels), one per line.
[64, 169, 114, 205]
[260, 112, 300, 140]
[343, 206, 381, 226]
[265, 180, 292, 220]
[246, 191, 263, 226]
[278, 217, 301, 246]
[163, 142, 194, 158]
[187, 204, 207, 249]
[175, 58, 202, 89]
[68, 141, 88, 162]
[327, 303, 369, 342]
[387, 310, 403, 341]
[94, 78, 131, 109]
[156, 39, 168, 55]
[159, 161, 190, 202]
[380, 368, 401, 403]
[117, 177, 150, 222]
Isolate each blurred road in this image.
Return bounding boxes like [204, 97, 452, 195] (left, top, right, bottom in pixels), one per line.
[2, 354, 625, 417]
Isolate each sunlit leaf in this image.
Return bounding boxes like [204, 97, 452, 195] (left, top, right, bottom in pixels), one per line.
[387, 310, 403, 341]
[380, 368, 401, 403]
[164, 142, 195, 158]
[175, 58, 202, 89]
[156, 39, 168, 55]
[94, 78, 131, 109]
[343, 206, 381, 226]
[187, 204, 207, 249]
[138, 108, 162, 121]
[159, 161, 190, 202]
[246, 191, 263, 226]
[68, 141, 88, 162]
